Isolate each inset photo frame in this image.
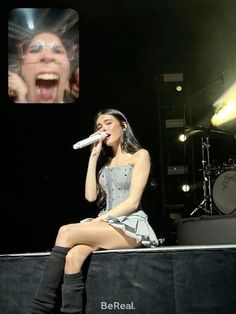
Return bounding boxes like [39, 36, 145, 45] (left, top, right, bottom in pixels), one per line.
[8, 8, 79, 103]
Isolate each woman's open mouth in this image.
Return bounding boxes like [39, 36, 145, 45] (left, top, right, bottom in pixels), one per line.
[35, 73, 59, 103]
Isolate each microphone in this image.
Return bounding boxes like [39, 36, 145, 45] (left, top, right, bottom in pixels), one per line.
[73, 131, 109, 149]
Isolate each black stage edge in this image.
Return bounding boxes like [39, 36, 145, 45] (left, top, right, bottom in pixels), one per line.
[176, 215, 236, 245]
[1, 245, 236, 314]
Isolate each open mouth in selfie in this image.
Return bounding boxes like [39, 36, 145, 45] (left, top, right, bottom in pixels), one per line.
[35, 73, 59, 103]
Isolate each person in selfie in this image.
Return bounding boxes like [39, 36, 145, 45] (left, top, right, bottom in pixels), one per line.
[8, 31, 77, 103]
[28, 108, 160, 313]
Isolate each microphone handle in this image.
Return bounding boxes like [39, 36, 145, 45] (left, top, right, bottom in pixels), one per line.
[73, 132, 107, 149]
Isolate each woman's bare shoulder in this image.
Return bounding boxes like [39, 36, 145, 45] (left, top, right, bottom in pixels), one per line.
[133, 149, 150, 161]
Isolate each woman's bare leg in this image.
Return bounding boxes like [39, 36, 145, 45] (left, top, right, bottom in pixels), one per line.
[65, 244, 98, 274]
[55, 221, 141, 252]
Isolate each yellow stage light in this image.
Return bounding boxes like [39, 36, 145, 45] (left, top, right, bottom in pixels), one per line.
[211, 82, 236, 127]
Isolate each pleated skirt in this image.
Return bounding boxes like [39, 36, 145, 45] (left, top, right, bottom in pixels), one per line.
[103, 209, 162, 248]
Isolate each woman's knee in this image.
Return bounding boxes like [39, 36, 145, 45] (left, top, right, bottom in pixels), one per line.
[65, 248, 81, 265]
[65, 245, 96, 272]
[56, 224, 76, 246]
[64, 249, 82, 273]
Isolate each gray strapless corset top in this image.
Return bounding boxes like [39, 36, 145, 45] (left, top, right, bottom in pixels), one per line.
[98, 164, 141, 212]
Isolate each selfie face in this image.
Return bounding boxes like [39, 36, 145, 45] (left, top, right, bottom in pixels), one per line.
[20, 32, 70, 103]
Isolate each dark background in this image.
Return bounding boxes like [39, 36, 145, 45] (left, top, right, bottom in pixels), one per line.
[1, 0, 236, 253]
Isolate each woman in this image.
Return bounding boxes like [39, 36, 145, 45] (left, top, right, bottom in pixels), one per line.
[8, 31, 77, 103]
[29, 108, 160, 314]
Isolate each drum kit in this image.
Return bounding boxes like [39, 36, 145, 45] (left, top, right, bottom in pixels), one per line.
[184, 126, 236, 216]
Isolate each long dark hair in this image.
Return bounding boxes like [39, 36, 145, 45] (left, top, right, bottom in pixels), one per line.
[94, 108, 142, 209]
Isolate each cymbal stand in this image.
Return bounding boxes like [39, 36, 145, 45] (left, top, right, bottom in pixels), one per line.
[190, 136, 213, 216]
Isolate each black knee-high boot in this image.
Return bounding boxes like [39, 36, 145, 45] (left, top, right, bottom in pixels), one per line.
[61, 272, 84, 314]
[28, 246, 70, 314]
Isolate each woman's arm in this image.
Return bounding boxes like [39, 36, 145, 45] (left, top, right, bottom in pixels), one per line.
[85, 138, 103, 202]
[94, 149, 150, 220]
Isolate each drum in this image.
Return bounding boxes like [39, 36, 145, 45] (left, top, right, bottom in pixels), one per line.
[212, 169, 236, 215]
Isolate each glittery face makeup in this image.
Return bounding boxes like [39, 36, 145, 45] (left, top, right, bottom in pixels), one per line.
[20, 38, 76, 61]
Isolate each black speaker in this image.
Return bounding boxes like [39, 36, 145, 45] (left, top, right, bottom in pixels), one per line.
[176, 215, 236, 245]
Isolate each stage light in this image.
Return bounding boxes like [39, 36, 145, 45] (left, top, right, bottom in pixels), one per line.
[211, 100, 236, 126]
[178, 134, 187, 142]
[181, 184, 190, 192]
[176, 85, 182, 92]
[211, 81, 236, 127]
[27, 20, 34, 29]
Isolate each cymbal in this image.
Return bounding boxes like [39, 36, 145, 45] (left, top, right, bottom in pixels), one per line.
[184, 125, 232, 137]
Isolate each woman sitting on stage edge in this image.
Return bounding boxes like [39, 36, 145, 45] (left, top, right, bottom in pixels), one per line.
[28, 108, 160, 314]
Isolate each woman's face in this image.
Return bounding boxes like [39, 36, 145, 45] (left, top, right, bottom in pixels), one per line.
[20, 32, 70, 103]
[96, 114, 124, 147]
